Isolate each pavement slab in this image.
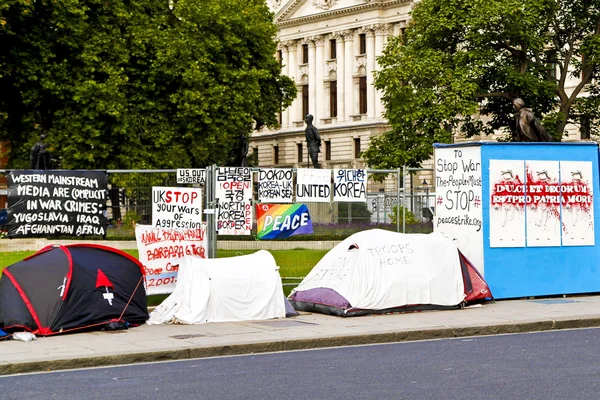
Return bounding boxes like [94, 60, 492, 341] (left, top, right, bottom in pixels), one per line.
[2, 295, 600, 375]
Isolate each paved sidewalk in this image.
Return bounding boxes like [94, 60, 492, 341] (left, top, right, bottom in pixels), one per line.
[2, 295, 600, 375]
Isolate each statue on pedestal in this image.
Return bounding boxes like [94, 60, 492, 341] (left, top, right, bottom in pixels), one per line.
[512, 98, 553, 142]
[30, 134, 52, 170]
[304, 114, 321, 168]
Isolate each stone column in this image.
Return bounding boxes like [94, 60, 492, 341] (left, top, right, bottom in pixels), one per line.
[343, 29, 354, 120]
[365, 27, 376, 119]
[334, 32, 345, 122]
[280, 42, 290, 128]
[287, 40, 299, 127]
[374, 25, 386, 119]
[323, 81, 331, 119]
[307, 38, 316, 120]
[314, 35, 325, 123]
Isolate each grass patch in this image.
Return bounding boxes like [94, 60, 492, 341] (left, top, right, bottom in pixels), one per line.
[1, 248, 327, 302]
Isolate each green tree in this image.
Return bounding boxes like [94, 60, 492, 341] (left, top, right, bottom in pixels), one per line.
[0, 0, 296, 169]
[364, 0, 600, 169]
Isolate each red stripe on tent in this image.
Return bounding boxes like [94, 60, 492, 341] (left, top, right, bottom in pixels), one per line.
[2, 269, 45, 334]
[57, 245, 74, 301]
[65, 243, 146, 276]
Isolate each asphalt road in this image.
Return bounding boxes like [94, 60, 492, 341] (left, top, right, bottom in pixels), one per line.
[2, 327, 600, 400]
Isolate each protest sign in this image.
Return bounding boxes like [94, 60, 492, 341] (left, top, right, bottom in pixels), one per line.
[255, 204, 313, 240]
[152, 186, 203, 230]
[216, 167, 253, 235]
[257, 168, 293, 203]
[6, 170, 108, 237]
[296, 168, 331, 203]
[333, 169, 367, 202]
[135, 224, 206, 295]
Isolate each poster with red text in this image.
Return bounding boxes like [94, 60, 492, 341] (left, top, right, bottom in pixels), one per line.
[135, 224, 206, 295]
[525, 160, 561, 247]
[489, 160, 526, 247]
[152, 186, 203, 230]
[560, 161, 595, 246]
[216, 167, 253, 235]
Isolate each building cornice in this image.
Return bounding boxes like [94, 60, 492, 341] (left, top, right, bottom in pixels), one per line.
[250, 121, 390, 142]
[276, 0, 410, 28]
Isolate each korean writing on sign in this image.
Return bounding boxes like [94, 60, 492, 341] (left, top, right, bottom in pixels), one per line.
[176, 169, 206, 185]
[135, 224, 206, 295]
[257, 168, 293, 203]
[333, 169, 367, 202]
[152, 187, 203, 230]
[296, 168, 332, 203]
[6, 170, 108, 237]
[216, 167, 253, 235]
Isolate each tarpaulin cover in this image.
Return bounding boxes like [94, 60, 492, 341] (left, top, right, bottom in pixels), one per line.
[289, 229, 469, 315]
[147, 250, 287, 324]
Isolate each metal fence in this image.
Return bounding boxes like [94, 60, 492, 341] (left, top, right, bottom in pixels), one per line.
[0, 167, 435, 290]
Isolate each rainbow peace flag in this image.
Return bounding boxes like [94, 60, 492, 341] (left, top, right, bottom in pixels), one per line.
[255, 204, 313, 240]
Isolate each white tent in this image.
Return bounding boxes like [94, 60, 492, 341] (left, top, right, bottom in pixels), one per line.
[147, 250, 287, 324]
[289, 229, 470, 316]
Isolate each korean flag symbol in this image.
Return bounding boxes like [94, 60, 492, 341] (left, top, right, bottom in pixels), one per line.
[96, 269, 115, 306]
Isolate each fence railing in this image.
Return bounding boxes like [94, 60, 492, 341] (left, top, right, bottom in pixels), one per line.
[0, 167, 435, 289]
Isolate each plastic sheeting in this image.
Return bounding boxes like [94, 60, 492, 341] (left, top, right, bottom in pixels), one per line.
[148, 250, 286, 325]
[291, 230, 465, 312]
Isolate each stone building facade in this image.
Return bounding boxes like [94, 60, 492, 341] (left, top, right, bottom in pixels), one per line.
[251, 0, 412, 174]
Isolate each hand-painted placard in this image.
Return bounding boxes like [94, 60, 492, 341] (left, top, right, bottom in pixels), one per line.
[434, 146, 484, 274]
[296, 168, 331, 203]
[525, 160, 561, 247]
[560, 161, 594, 246]
[255, 204, 313, 239]
[489, 160, 526, 247]
[216, 167, 252, 235]
[333, 169, 367, 202]
[152, 186, 203, 230]
[6, 170, 108, 237]
[176, 169, 206, 185]
[135, 224, 206, 295]
[257, 168, 293, 203]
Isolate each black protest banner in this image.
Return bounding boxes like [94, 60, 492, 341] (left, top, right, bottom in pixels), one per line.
[7, 170, 108, 237]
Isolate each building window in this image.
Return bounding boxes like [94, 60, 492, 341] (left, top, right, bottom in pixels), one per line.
[302, 44, 309, 63]
[297, 143, 303, 163]
[354, 138, 361, 159]
[252, 147, 258, 163]
[325, 140, 331, 161]
[330, 39, 336, 59]
[273, 145, 279, 164]
[400, 27, 406, 37]
[359, 33, 366, 55]
[359, 76, 367, 114]
[302, 85, 309, 119]
[277, 50, 282, 66]
[330, 80, 337, 118]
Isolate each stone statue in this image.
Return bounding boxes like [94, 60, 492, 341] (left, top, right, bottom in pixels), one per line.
[512, 98, 553, 142]
[30, 134, 52, 170]
[304, 114, 321, 168]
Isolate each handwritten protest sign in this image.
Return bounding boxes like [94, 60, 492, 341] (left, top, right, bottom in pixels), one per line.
[176, 169, 206, 185]
[152, 187, 203, 230]
[434, 146, 483, 273]
[6, 170, 108, 237]
[257, 168, 293, 203]
[333, 169, 367, 202]
[296, 168, 331, 203]
[135, 224, 206, 295]
[216, 167, 252, 235]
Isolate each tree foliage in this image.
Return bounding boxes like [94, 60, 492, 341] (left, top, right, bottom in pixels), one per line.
[364, 0, 600, 169]
[0, 0, 296, 169]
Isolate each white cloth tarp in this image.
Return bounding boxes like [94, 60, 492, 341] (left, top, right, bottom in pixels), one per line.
[148, 250, 286, 324]
[292, 229, 465, 310]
